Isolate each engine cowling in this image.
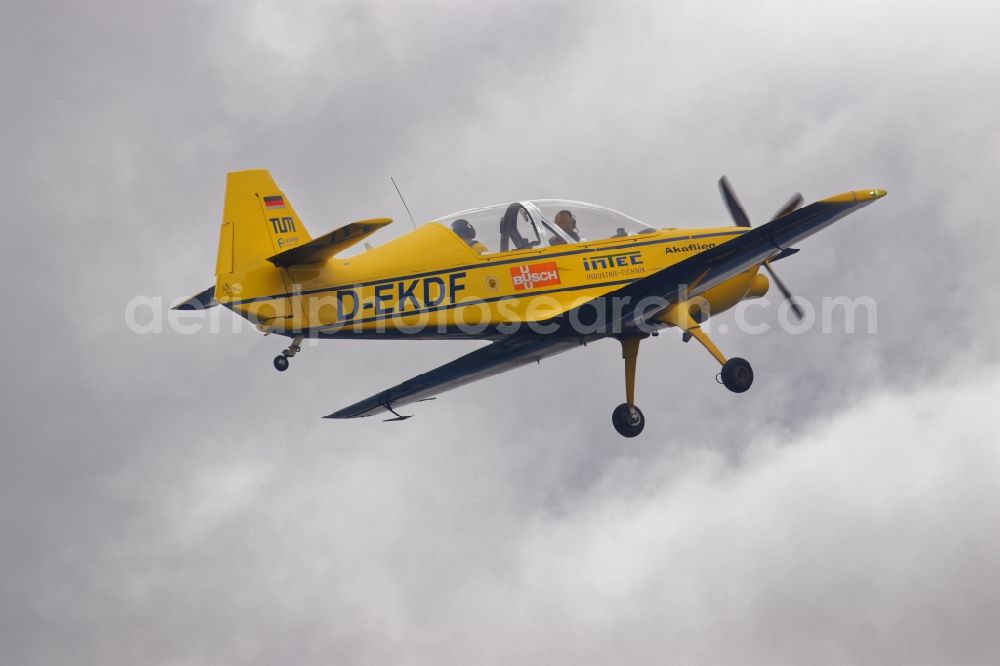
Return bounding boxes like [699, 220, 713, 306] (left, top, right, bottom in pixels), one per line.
[747, 273, 770, 299]
[688, 268, 769, 320]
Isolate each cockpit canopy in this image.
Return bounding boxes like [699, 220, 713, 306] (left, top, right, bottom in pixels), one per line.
[435, 199, 654, 254]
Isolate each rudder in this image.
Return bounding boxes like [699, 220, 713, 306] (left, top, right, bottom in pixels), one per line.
[214, 170, 311, 325]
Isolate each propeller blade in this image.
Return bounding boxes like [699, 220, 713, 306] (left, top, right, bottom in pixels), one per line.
[763, 263, 804, 320]
[717, 176, 803, 319]
[767, 194, 803, 318]
[718, 176, 752, 228]
[771, 193, 803, 220]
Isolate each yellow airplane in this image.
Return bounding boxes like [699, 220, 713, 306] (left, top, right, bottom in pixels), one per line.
[176, 170, 886, 436]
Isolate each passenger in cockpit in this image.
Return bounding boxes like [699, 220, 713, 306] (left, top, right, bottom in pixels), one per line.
[549, 209, 581, 246]
[451, 218, 487, 254]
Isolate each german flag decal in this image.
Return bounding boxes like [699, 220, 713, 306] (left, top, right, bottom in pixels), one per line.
[263, 195, 285, 209]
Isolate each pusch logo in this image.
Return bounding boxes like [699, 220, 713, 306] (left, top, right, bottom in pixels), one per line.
[510, 262, 560, 291]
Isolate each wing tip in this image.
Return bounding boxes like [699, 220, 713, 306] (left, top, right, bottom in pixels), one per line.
[820, 189, 887, 204]
[324, 410, 373, 419]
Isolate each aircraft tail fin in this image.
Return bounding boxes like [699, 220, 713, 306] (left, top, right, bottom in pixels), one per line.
[213, 170, 312, 307]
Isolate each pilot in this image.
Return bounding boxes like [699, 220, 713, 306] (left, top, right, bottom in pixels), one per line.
[451, 218, 487, 254]
[549, 209, 581, 245]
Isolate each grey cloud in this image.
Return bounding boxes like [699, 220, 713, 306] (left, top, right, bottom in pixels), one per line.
[2, 1, 1000, 664]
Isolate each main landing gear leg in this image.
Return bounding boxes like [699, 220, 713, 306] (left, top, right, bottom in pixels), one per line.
[612, 336, 646, 437]
[273, 335, 303, 372]
[661, 304, 753, 393]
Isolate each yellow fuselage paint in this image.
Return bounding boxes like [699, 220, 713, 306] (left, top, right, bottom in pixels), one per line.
[219, 222, 770, 337]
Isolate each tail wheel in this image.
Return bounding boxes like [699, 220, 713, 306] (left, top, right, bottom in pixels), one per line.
[273, 355, 290, 372]
[612, 403, 645, 438]
[720, 357, 753, 393]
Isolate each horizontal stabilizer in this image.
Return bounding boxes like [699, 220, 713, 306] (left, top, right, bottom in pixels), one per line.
[172, 285, 217, 310]
[267, 218, 392, 267]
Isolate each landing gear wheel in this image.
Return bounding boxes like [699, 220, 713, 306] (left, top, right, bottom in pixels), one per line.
[720, 357, 753, 393]
[273, 355, 289, 372]
[612, 403, 645, 438]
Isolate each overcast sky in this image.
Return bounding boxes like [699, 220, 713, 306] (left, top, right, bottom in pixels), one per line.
[2, 1, 1000, 664]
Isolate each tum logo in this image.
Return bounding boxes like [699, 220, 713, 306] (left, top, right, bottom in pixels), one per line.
[269, 216, 296, 234]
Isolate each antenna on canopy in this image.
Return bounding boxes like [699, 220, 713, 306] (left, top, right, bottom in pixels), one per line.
[390, 177, 417, 231]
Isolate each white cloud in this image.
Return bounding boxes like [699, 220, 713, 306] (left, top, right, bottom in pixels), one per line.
[4, 1, 1000, 663]
[100, 361, 1000, 665]
[461, 363, 1000, 664]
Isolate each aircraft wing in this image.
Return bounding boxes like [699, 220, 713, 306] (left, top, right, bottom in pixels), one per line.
[603, 188, 886, 316]
[326, 189, 885, 419]
[326, 335, 581, 418]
